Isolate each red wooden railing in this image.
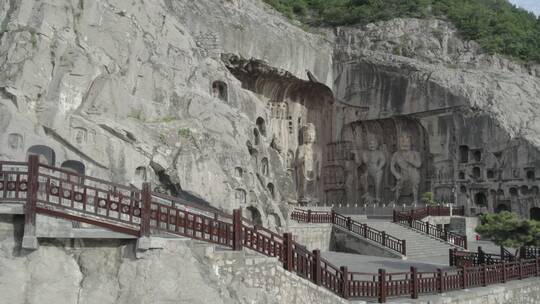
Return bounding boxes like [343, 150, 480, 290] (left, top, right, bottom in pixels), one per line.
[448, 247, 540, 283]
[291, 209, 406, 255]
[449, 247, 512, 267]
[393, 209, 467, 249]
[523, 247, 540, 259]
[394, 206, 465, 222]
[2, 158, 540, 302]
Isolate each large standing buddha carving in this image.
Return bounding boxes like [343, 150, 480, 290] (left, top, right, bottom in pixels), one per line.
[295, 123, 321, 204]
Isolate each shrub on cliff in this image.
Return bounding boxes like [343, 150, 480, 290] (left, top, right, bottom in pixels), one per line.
[265, 0, 540, 63]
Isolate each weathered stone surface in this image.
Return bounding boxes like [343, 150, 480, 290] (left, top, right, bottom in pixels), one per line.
[329, 18, 540, 215]
[0, 215, 346, 304]
[0, 0, 335, 228]
[4, 0, 540, 219]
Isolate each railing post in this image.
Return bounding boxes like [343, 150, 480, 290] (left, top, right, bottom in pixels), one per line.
[283, 233, 293, 271]
[331, 210, 336, 224]
[482, 264, 488, 287]
[401, 239, 406, 255]
[378, 268, 387, 303]
[340, 266, 349, 299]
[501, 261, 507, 283]
[464, 235, 468, 250]
[478, 246, 485, 265]
[437, 269, 443, 293]
[410, 266, 419, 299]
[381, 231, 386, 247]
[346, 217, 352, 231]
[363, 224, 368, 238]
[233, 209, 243, 251]
[136, 182, 152, 251]
[22, 155, 39, 250]
[140, 183, 152, 237]
[519, 259, 523, 280]
[313, 249, 322, 286]
[307, 210, 312, 223]
[520, 246, 527, 259]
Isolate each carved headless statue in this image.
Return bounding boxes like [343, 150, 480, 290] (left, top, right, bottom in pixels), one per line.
[361, 138, 386, 201]
[391, 136, 422, 204]
[295, 123, 321, 204]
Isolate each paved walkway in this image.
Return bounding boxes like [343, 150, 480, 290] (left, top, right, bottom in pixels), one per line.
[323, 240, 504, 274]
[322, 251, 453, 274]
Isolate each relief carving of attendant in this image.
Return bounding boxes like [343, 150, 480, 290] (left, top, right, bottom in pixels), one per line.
[361, 137, 386, 201]
[391, 136, 422, 204]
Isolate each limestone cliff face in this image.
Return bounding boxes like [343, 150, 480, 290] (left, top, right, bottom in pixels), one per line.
[0, 0, 333, 228]
[329, 19, 540, 215]
[2, 1, 540, 303]
[1, 0, 540, 223]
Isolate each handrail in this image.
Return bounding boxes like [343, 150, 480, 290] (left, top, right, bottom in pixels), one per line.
[2, 159, 540, 303]
[394, 206, 465, 222]
[393, 210, 467, 249]
[523, 247, 540, 259]
[291, 208, 406, 255]
[449, 247, 510, 267]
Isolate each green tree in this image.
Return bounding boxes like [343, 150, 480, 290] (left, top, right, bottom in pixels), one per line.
[475, 211, 540, 255]
[263, 0, 540, 63]
[421, 191, 436, 206]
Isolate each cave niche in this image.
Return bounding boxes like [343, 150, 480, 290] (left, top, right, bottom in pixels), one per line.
[212, 81, 228, 102]
[27, 145, 56, 166]
[61, 160, 85, 175]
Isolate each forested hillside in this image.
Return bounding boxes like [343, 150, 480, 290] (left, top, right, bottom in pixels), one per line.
[265, 0, 540, 63]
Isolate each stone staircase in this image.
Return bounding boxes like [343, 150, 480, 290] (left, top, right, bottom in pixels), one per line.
[360, 218, 458, 260]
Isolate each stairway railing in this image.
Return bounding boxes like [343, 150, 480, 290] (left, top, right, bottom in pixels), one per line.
[394, 206, 465, 222]
[1, 157, 540, 303]
[449, 247, 511, 267]
[393, 210, 467, 249]
[291, 209, 406, 255]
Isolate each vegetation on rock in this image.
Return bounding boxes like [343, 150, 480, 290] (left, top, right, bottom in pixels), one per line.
[421, 191, 436, 206]
[265, 0, 540, 63]
[476, 211, 540, 252]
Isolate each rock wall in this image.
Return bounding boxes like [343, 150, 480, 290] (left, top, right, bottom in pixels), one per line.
[2, 0, 540, 222]
[0, 0, 336, 228]
[325, 19, 540, 218]
[331, 227, 403, 259]
[0, 215, 346, 304]
[288, 222, 333, 251]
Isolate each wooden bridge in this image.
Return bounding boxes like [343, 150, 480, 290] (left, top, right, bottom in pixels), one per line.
[1, 156, 539, 303]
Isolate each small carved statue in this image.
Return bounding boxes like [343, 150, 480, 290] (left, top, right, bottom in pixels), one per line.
[295, 123, 321, 204]
[7, 133, 23, 151]
[212, 84, 220, 98]
[0, 104, 12, 134]
[361, 137, 386, 201]
[391, 136, 422, 204]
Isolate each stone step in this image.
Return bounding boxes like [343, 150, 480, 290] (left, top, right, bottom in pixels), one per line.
[351, 220, 459, 259]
